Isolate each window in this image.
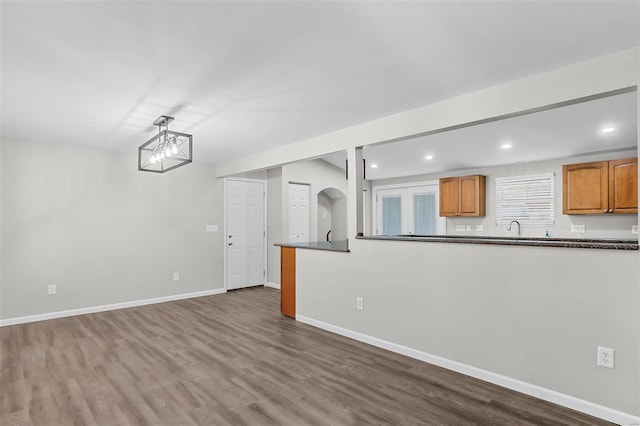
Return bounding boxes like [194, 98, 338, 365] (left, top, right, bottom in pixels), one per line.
[373, 182, 445, 235]
[495, 173, 555, 225]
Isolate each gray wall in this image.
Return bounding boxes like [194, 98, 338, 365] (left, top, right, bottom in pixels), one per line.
[296, 238, 639, 415]
[1, 140, 224, 320]
[317, 191, 348, 242]
[264, 159, 348, 286]
[373, 149, 638, 239]
[281, 158, 348, 242]
[331, 196, 347, 241]
[317, 192, 332, 241]
[267, 167, 283, 285]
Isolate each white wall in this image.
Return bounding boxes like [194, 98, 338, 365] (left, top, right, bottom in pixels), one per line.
[263, 159, 348, 286]
[331, 196, 347, 241]
[317, 192, 332, 241]
[0, 140, 224, 320]
[295, 239, 639, 416]
[281, 158, 348, 242]
[214, 48, 640, 420]
[217, 48, 638, 177]
[373, 149, 638, 239]
[267, 167, 283, 285]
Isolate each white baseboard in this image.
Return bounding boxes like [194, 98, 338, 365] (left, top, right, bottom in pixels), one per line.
[0, 288, 227, 327]
[264, 281, 281, 290]
[297, 315, 639, 426]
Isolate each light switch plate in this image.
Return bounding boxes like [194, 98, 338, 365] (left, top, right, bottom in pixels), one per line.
[632, 225, 638, 234]
[206, 225, 218, 232]
[571, 225, 585, 233]
[476, 225, 483, 232]
[455, 225, 466, 232]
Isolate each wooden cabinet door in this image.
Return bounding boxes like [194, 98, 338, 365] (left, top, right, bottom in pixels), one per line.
[609, 158, 638, 214]
[459, 175, 486, 217]
[563, 161, 608, 214]
[281, 247, 296, 318]
[439, 177, 459, 217]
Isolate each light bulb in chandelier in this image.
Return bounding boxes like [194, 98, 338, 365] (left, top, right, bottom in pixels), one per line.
[139, 115, 192, 173]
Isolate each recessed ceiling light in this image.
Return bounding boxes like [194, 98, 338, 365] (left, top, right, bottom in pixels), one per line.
[501, 143, 512, 149]
[425, 155, 434, 160]
[370, 163, 378, 168]
[601, 127, 616, 133]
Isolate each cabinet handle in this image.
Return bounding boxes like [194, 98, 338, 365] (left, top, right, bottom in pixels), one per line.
[609, 209, 614, 213]
[603, 209, 607, 213]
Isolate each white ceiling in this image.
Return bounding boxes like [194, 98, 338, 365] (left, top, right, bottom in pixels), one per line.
[1, 1, 638, 164]
[346, 91, 637, 180]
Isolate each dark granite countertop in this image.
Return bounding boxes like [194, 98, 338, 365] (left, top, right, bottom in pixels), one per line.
[356, 235, 638, 250]
[275, 240, 350, 252]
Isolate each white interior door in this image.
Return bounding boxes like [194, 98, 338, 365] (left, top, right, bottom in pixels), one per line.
[226, 179, 265, 290]
[288, 183, 310, 242]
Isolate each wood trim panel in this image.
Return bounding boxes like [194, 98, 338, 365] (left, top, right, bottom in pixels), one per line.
[460, 175, 486, 217]
[609, 158, 638, 214]
[439, 177, 459, 217]
[281, 246, 296, 318]
[563, 161, 608, 215]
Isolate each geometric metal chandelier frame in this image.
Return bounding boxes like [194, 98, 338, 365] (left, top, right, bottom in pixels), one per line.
[138, 115, 193, 173]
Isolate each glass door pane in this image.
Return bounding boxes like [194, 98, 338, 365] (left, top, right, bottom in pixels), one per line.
[413, 193, 436, 234]
[381, 196, 402, 235]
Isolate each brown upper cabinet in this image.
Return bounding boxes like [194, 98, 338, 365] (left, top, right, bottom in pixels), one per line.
[439, 175, 486, 217]
[563, 158, 637, 215]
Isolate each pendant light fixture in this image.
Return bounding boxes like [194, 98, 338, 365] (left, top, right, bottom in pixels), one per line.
[138, 115, 192, 173]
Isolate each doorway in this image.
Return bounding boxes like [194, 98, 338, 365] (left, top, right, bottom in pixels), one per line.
[373, 181, 445, 235]
[225, 178, 266, 290]
[317, 187, 347, 241]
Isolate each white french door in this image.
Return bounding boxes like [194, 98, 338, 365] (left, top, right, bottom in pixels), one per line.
[288, 183, 310, 242]
[374, 182, 445, 235]
[226, 179, 265, 290]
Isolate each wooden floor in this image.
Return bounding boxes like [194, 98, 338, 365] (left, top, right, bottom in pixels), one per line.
[1, 287, 611, 426]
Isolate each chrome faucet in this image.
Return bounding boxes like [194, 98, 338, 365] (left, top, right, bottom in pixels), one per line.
[507, 220, 521, 237]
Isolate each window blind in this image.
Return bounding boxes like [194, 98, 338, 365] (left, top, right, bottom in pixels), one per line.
[495, 173, 555, 225]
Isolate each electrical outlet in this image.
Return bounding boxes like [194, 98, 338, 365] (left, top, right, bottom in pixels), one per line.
[597, 346, 614, 369]
[466, 225, 471, 231]
[476, 225, 483, 232]
[173, 272, 180, 281]
[571, 224, 586, 233]
[48, 284, 56, 295]
[455, 225, 465, 232]
[632, 225, 638, 234]
[356, 297, 364, 310]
